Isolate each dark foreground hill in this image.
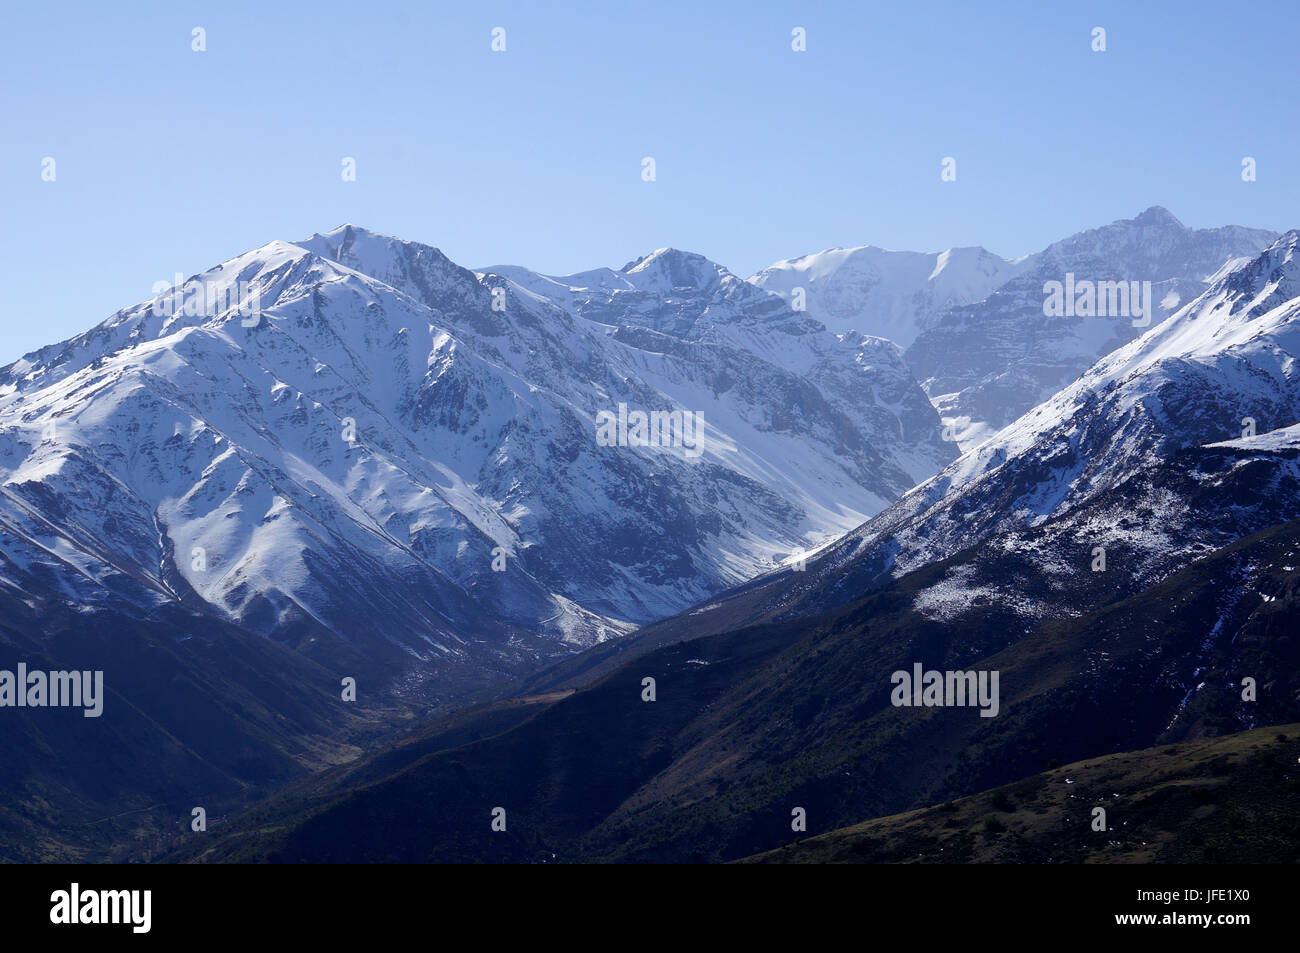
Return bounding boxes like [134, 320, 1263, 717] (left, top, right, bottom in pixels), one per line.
[740, 724, 1300, 863]
[0, 589, 401, 862]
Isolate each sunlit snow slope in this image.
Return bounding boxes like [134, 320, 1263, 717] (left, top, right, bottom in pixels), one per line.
[0, 226, 954, 691]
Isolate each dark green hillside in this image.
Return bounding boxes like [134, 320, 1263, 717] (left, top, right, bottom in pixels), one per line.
[740, 724, 1300, 863]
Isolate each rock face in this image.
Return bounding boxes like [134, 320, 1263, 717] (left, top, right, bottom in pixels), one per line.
[0, 225, 954, 696]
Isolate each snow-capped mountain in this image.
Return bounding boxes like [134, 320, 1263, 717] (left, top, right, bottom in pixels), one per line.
[564, 228, 1300, 708]
[905, 207, 1278, 448]
[478, 246, 955, 489]
[771, 229, 1300, 619]
[189, 231, 1300, 867]
[751, 208, 1277, 453]
[0, 226, 953, 695]
[748, 244, 1028, 349]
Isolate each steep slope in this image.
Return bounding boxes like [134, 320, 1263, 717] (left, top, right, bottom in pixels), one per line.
[478, 246, 955, 494]
[0, 226, 953, 703]
[814, 228, 1300, 602]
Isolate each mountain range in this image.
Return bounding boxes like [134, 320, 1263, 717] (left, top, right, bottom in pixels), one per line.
[753, 207, 1277, 448]
[3, 209, 1296, 863]
[0, 227, 952, 700]
[173, 226, 1300, 863]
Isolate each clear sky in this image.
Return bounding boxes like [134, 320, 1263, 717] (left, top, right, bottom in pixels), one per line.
[3, 0, 1297, 363]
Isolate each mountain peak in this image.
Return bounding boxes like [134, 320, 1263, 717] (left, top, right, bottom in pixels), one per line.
[1131, 206, 1185, 229]
[618, 248, 727, 292]
[290, 226, 475, 311]
[621, 247, 713, 271]
[299, 225, 452, 262]
[307, 223, 385, 246]
[747, 243, 1028, 348]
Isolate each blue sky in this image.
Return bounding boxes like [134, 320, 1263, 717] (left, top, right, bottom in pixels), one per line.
[2, 0, 1297, 362]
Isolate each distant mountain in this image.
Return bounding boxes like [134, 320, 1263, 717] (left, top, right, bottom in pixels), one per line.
[751, 208, 1277, 451]
[749, 244, 1028, 349]
[795, 228, 1300, 613]
[906, 207, 1278, 447]
[613, 227, 1300, 640]
[0, 226, 953, 704]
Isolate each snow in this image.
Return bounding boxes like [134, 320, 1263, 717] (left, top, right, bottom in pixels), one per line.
[1207, 421, 1300, 452]
[812, 228, 1300, 621]
[0, 225, 955, 658]
[749, 243, 1028, 348]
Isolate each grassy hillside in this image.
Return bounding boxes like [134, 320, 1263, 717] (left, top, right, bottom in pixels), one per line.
[740, 724, 1300, 863]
